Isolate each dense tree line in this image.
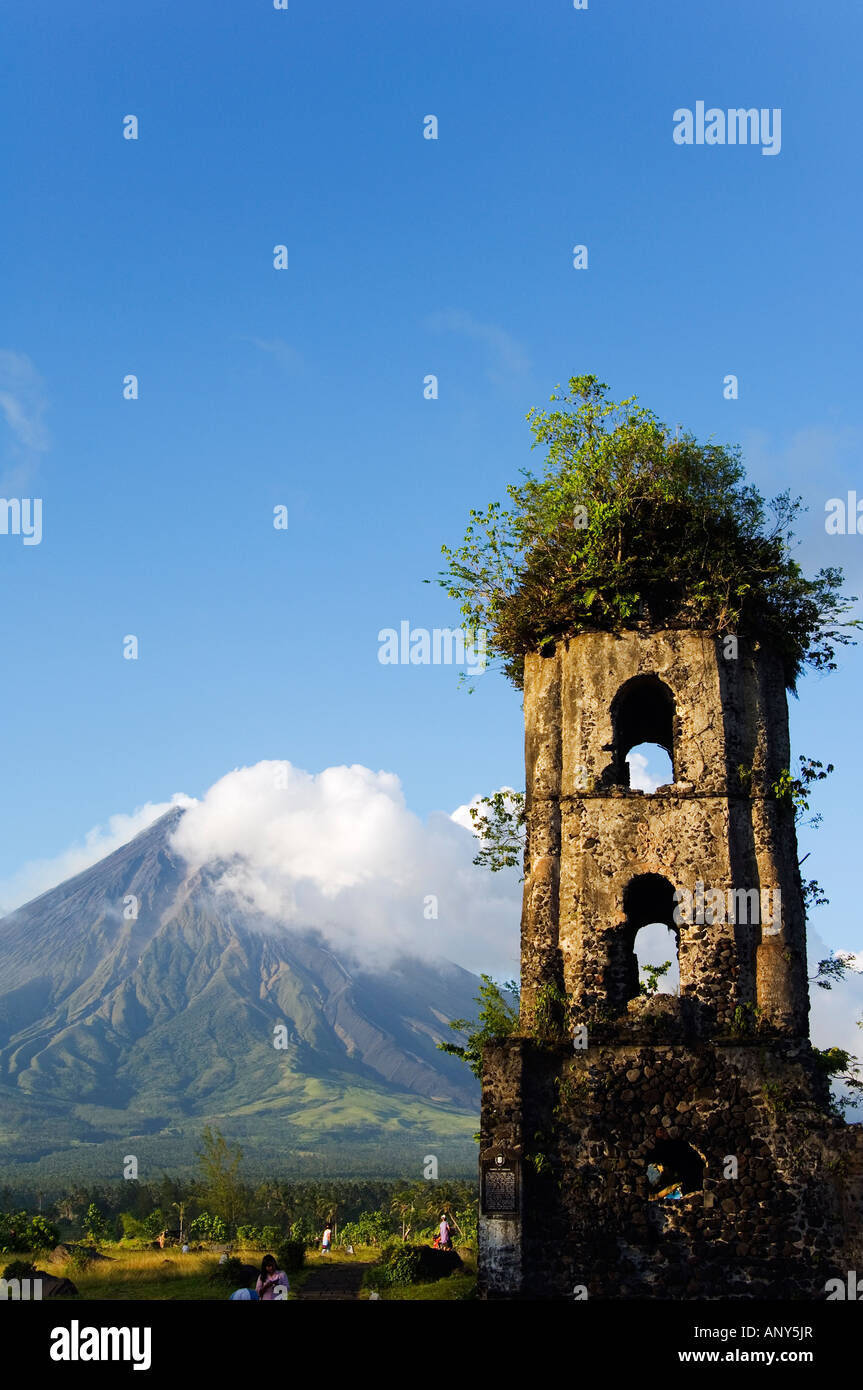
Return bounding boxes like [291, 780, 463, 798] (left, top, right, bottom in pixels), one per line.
[1, 1171, 477, 1249]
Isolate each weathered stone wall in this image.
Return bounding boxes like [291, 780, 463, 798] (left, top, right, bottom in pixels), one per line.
[482, 626, 859, 1299]
[520, 629, 807, 1035]
[480, 1036, 863, 1300]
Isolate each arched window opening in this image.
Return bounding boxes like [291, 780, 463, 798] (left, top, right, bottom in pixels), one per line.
[620, 874, 680, 1005]
[627, 742, 674, 792]
[611, 675, 675, 787]
[645, 1139, 705, 1201]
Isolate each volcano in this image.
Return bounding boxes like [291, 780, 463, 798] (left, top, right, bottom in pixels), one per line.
[0, 809, 481, 1181]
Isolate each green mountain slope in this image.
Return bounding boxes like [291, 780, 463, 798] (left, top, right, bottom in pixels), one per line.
[0, 811, 481, 1179]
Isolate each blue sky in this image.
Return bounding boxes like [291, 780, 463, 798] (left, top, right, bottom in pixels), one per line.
[1, 0, 861, 964]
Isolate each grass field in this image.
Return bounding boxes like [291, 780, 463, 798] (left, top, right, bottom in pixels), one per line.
[8, 1244, 475, 1301]
[373, 1273, 476, 1300]
[37, 1248, 233, 1301]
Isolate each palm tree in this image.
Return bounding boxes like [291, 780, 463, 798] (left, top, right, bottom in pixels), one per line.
[390, 1192, 415, 1241]
[172, 1201, 187, 1243]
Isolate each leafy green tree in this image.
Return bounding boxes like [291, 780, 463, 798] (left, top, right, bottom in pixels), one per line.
[118, 1213, 147, 1241]
[0, 1211, 30, 1254]
[195, 1126, 244, 1232]
[812, 1041, 863, 1114]
[437, 975, 520, 1079]
[274, 1237, 305, 1273]
[83, 1203, 108, 1246]
[289, 1218, 316, 1245]
[142, 1210, 167, 1239]
[451, 1203, 478, 1246]
[27, 1215, 59, 1251]
[235, 1224, 261, 1247]
[189, 1211, 226, 1242]
[339, 1209, 392, 1248]
[437, 375, 858, 689]
[467, 791, 526, 874]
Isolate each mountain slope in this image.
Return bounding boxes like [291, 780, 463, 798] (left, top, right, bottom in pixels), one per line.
[0, 811, 481, 1179]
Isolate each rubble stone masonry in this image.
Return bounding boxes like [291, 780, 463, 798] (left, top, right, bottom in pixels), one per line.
[479, 629, 863, 1298]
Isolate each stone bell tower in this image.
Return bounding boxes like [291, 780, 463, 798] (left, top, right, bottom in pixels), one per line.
[479, 628, 863, 1299]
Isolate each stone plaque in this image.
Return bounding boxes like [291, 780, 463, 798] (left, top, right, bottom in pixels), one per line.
[484, 1166, 517, 1214]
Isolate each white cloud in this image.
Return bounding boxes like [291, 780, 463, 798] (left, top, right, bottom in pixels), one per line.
[627, 750, 662, 793]
[836, 950, 863, 972]
[0, 764, 522, 977]
[170, 760, 522, 977]
[0, 350, 50, 489]
[424, 308, 530, 385]
[246, 336, 303, 374]
[0, 794, 195, 915]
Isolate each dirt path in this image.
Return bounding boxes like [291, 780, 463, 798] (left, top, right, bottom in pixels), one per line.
[296, 1260, 368, 1300]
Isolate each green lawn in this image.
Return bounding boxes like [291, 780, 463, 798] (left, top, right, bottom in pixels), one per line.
[37, 1248, 231, 1301]
[7, 1242, 476, 1301]
[372, 1273, 476, 1300]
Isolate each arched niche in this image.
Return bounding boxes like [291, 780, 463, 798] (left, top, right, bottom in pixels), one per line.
[644, 1138, 706, 1200]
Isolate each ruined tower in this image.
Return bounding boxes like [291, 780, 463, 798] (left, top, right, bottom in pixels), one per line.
[479, 628, 863, 1298]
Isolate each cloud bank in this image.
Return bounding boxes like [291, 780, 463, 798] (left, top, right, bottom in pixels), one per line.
[170, 760, 522, 977]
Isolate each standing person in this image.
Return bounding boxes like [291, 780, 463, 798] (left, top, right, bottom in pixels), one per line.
[439, 1214, 451, 1250]
[256, 1254, 289, 1300]
[321, 1223, 332, 1256]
